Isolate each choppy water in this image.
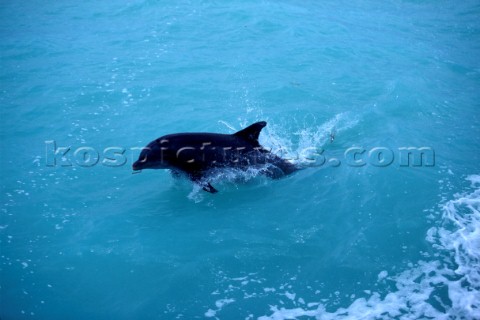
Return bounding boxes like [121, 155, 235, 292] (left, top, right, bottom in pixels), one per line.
[1, 1, 479, 319]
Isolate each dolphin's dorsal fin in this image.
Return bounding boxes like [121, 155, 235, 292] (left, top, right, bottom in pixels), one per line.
[233, 121, 267, 145]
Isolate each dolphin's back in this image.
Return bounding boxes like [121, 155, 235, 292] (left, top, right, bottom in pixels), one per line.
[163, 132, 245, 149]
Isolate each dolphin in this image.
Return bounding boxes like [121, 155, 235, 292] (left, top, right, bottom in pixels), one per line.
[132, 121, 298, 193]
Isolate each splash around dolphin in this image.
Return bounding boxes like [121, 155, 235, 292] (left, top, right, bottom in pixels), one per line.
[132, 121, 298, 193]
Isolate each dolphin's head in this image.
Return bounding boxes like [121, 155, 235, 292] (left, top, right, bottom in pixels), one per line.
[132, 137, 172, 171]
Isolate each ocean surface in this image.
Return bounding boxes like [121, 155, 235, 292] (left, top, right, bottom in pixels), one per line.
[1, 1, 479, 319]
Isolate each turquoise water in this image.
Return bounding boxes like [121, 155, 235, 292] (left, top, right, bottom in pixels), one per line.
[1, 1, 479, 319]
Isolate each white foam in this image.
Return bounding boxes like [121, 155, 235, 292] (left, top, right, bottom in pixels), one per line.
[204, 309, 216, 318]
[187, 166, 268, 200]
[215, 298, 235, 309]
[377, 270, 388, 281]
[284, 292, 296, 301]
[258, 174, 480, 319]
[265, 113, 359, 167]
[205, 298, 235, 318]
[218, 113, 359, 167]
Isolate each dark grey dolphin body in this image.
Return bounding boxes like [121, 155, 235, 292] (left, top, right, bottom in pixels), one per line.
[132, 121, 298, 193]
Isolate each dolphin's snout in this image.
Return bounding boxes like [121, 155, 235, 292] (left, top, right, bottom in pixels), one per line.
[132, 161, 142, 171]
